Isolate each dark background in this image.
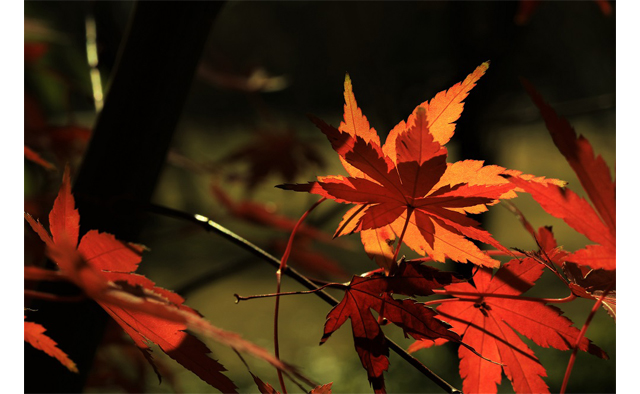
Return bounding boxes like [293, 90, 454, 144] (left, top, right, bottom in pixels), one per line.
[24, 1, 615, 393]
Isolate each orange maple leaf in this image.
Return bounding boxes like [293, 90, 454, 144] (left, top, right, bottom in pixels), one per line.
[279, 63, 562, 271]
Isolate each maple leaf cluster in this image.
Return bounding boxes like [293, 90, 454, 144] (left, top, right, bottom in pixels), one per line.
[275, 63, 614, 394]
[280, 62, 562, 272]
[406, 76, 614, 394]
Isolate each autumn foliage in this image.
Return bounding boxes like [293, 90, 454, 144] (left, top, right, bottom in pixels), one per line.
[25, 60, 614, 394]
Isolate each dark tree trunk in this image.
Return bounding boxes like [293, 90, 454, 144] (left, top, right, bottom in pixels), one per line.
[24, 2, 223, 392]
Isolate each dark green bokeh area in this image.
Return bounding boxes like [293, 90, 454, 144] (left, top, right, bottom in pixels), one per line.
[25, 1, 615, 393]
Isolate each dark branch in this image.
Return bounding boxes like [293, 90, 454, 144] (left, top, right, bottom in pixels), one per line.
[145, 202, 462, 394]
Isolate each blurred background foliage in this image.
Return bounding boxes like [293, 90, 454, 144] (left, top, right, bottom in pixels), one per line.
[25, 1, 614, 393]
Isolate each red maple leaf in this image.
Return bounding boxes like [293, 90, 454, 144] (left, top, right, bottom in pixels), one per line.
[24, 315, 78, 373]
[506, 81, 615, 271]
[24, 167, 305, 393]
[410, 258, 608, 394]
[279, 63, 562, 271]
[321, 261, 465, 393]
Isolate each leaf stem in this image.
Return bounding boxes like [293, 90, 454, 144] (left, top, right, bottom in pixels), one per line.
[393, 207, 415, 263]
[279, 198, 326, 272]
[275, 197, 325, 394]
[274, 271, 287, 394]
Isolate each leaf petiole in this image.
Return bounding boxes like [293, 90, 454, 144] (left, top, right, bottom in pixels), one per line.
[393, 206, 415, 263]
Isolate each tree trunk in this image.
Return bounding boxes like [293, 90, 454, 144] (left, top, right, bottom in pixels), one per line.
[24, 2, 223, 392]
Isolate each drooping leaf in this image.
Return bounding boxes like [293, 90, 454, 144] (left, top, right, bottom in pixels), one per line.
[24, 167, 307, 393]
[522, 79, 615, 232]
[24, 316, 78, 373]
[507, 81, 615, 271]
[279, 63, 560, 271]
[321, 261, 463, 393]
[411, 258, 608, 394]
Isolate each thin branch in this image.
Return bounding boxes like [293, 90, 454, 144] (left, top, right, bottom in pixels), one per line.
[145, 202, 463, 394]
[273, 270, 287, 394]
[144, 203, 340, 306]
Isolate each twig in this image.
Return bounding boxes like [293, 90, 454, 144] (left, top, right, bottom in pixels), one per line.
[235, 283, 343, 302]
